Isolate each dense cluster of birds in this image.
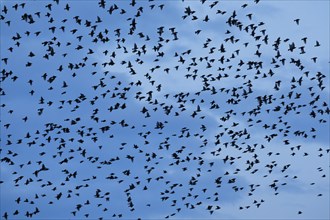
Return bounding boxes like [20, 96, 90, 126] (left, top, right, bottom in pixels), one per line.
[1, 0, 329, 219]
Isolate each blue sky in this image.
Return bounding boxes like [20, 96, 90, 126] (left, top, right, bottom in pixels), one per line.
[0, 0, 329, 219]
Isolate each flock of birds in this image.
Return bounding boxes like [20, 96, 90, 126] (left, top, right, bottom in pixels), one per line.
[1, 0, 329, 219]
